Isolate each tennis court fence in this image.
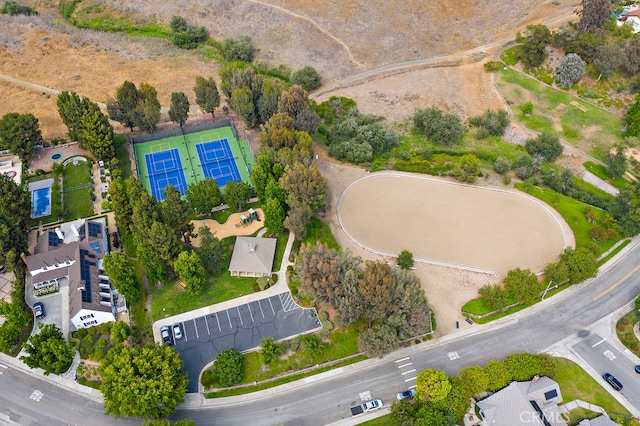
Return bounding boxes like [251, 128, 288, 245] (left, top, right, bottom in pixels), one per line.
[130, 118, 235, 145]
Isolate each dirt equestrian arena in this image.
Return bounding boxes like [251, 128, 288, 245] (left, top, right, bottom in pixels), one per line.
[339, 173, 571, 276]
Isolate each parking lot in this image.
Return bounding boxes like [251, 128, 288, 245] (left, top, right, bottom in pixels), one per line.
[172, 292, 321, 392]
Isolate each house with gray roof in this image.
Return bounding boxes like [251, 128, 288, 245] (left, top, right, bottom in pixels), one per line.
[228, 236, 277, 278]
[25, 217, 127, 330]
[578, 415, 619, 426]
[476, 376, 567, 426]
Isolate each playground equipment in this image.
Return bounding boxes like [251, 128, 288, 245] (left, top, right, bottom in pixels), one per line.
[240, 208, 260, 225]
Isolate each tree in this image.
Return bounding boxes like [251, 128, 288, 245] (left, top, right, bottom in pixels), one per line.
[196, 226, 226, 274]
[493, 156, 511, 175]
[503, 268, 540, 304]
[168, 92, 190, 127]
[1, 1, 37, 15]
[106, 81, 141, 131]
[221, 36, 254, 62]
[111, 321, 131, 345]
[214, 348, 243, 387]
[0, 299, 31, 354]
[278, 84, 311, 122]
[516, 25, 552, 68]
[504, 353, 542, 381]
[57, 91, 84, 141]
[136, 82, 162, 133]
[357, 323, 399, 358]
[391, 399, 420, 426]
[161, 185, 194, 244]
[280, 163, 327, 213]
[0, 174, 31, 229]
[544, 260, 569, 286]
[593, 42, 627, 80]
[469, 109, 510, 137]
[397, 250, 414, 270]
[109, 178, 133, 233]
[415, 369, 452, 403]
[263, 197, 286, 233]
[230, 86, 257, 128]
[169, 16, 188, 33]
[223, 180, 253, 211]
[626, 94, 640, 138]
[0, 212, 28, 270]
[413, 107, 464, 146]
[0, 112, 42, 162]
[260, 337, 284, 364]
[483, 359, 512, 391]
[301, 334, 325, 357]
[454, 153, 482, 183]
[79, 99, 115, 161]
[537, 353, 558, 378]
[478, 284, 509, 311]
[291, 66, 322, 91]
[358, 261, 396, 322]
[173, 250, 206, 295]
[193, 76, 220, 118]
[20, 324, 74, 376]
[99, 344, 187, 419]
[525, 131, 563, 162]
[258, 78, 287, 123]
[557, 247, 598, 284]
[431, 375, 469, 423]
[577, 0, 611, 33]
[459, 366, 489, 397]
[556, 53, 587, 88]
[186, 179, 222, 216]
[414, 404, 452, 426]
[607, 143, 628, 178]
[102, 252, 141, 302]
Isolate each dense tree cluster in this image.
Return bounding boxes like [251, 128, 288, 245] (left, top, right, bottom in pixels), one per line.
[102, 252, 141, 302]
[169, 16, 208, 49]
[413, 107, 464, 147]
[0, 112, 43, 162]
[324, 113, 399, 163]
[221, 36, 254, 62]
[106, 81, 161, 133]
[57, 91, 115, 161]
[213, 347, 243, 387]
[516, 24, 552, 68]
[396, 353, 557, 425]
[99, 344, 187, 419]
[296, 243, 431, 357]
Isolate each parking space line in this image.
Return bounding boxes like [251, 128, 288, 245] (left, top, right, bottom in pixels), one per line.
[247, 304, 254, 322]
[226, 310, 232, 328]
[184, 323, 188, 341]
[236, 306, 243, 326]
[214, 312, 221, 331]
[258, 300, 265, 318]
[268, 297, 276, 315]
[193, 318, 199, 339]
[204, 316, 210, 335]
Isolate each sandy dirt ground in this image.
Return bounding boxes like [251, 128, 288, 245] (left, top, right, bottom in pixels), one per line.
[339, 173, 570, 276]
[189, 208, 265, 247]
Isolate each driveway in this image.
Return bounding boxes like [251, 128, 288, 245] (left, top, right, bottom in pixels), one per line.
[172, 292, 321, 393]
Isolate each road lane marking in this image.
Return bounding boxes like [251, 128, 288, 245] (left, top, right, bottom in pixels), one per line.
[193, 318, 199, 339]
[0, 364, 7, 368]
[401, 369, 416, 375]
[592, 338, 607, 347]
[395, 357, 410, 363]
[215, 312, 221, 331]
[236, 306, 244, 326]
[447, 351, 460, 360]
[594, 264, 640, 301]
[359, 391, 371, 401]
[397, 363, 413, 369]
[404, 377, 416, 382]
[604, 350, 616, 360]
[29, 390, 43, 401]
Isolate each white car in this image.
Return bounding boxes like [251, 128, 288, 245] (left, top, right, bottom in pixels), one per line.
[396, 389, 416, 401]
[173, 323, 183, 340]
[363, 399, 383, 412]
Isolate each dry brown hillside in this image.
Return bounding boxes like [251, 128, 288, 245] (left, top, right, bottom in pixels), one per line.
[0, 0, 578, 138]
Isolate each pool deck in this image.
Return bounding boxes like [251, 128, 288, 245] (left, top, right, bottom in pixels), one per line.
[27, 178, 55, 191]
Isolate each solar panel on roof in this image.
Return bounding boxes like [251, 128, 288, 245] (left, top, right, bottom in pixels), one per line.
[79, 249, 92, 303]
[48, 231, 61, 247]
[88, 222, 102, 238]
[90, 241, 101, 256]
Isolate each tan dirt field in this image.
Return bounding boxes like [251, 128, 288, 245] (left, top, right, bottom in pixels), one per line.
[189, 208, 265, 246]
[339, 173, 570, 276]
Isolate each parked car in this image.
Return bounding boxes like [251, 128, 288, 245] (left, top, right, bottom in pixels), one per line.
[173, 323, 183, 340]
[635, 365, 640, 375]
[160, 325, 173, 346]
[603, 373, 623, 391]
[350, 399, 383, 416]
[0, 264, 5, 273]
[396, 389, 417, 401]
[33, 302, 45, 319]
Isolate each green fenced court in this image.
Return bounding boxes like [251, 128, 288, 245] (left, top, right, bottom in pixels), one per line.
[132, 124, 255, 201]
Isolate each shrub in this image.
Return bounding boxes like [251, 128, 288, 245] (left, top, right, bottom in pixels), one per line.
[1, 1, 37, 15]
[291, 66, 322, 91]
[484, 61, 504, 72]
[521, 101, 534, 115]
[469, 110, 510, 137]
[222, 37, 254, 62]
[260, 337, 284, 364]
[413, 107, 464, 146]
[494, 156, 512, 175]
[556, 53, 586, 88]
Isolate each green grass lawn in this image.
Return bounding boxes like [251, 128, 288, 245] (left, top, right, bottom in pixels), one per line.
[272, 231, 290, 271]
[515, 183, 621, 254]
[151, 271, 257, 320]
[583, 161, 629, 189]
[114, 134, 132, 180]
[300, 217, 340, 250]
[555, 358, 633, 423]
[497, 68, 624, 160]
[62, 160, 94, 220]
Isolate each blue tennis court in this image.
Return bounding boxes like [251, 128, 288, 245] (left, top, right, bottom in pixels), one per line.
[196, 139, 242, 188]
[31, 187, 52, 218]
[145, 149, 188, 201]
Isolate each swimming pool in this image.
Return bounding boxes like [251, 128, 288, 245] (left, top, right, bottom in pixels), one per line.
[32, 187, 52, 218]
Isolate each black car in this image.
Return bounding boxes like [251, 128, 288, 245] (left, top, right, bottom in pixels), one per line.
[160, 325, 173, 346]
[603, 373, 623, 391]
[33, 302, 45, 319]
